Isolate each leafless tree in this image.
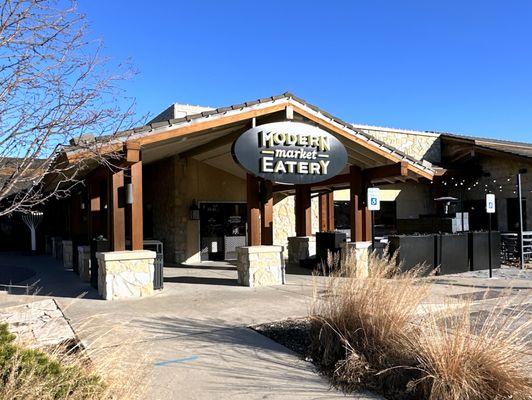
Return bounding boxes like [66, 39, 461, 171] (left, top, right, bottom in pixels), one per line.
[0, 0, 137, 216]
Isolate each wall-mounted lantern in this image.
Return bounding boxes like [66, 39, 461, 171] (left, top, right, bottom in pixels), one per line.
[189, 200, 200, 220]
[126, 183, 134, 205]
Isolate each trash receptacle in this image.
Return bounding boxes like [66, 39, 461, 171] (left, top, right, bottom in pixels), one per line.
[143, 240, 164, 290]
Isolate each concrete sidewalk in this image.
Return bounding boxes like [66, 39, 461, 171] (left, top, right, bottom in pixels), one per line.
[0, 253, 379, 399]
[0, 253, 530, 399]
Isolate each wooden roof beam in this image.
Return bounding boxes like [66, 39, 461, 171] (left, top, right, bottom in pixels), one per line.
[179, 129, 244, 159]
[362, 162, 409, 182]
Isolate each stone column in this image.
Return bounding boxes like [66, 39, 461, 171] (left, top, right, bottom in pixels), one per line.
[287, 236, 316, 265]
[77, 246, 91, 282]
[62, 240, 73, 269]
[52, 237, 62, 260]
[236, 246, 285, 287]
[96, 250, 156, 300]
[340, 241, 372, 277]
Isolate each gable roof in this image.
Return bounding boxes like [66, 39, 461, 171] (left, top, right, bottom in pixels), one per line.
[438, 132, 532, 159]
[64, 92, 435, 180]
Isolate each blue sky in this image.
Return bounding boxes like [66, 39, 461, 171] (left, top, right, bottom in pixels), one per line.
[79, 1, 532, 142]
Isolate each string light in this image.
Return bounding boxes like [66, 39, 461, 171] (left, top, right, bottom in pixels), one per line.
[437, 172, 532, 196]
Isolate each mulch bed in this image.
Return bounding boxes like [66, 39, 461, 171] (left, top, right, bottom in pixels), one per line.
[251, 318, 313, 360]
[252, 318, 418, 400]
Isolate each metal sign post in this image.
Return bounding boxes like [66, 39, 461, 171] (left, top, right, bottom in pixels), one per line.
[486, 193, 496, 278]
[367, 188, 381, 250]
[517, 173, 525, 269]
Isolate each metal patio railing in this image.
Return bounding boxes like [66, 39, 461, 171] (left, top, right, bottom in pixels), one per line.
[501, 231, 532, 265]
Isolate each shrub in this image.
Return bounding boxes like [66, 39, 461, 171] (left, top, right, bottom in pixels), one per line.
[310, 248, 531, 399]
[0, 323, 104, 400]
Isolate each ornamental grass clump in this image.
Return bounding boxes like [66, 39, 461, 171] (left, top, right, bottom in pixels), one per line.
[310, 248, 532, 399]
[408, 299, 531, 400]
[311, 249, 431, 394]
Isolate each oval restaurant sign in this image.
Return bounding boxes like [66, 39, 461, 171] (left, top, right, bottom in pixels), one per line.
[232, 122, 347, 185]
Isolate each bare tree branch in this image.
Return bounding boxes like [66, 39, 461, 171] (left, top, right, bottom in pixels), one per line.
[0, 0, 139, 216]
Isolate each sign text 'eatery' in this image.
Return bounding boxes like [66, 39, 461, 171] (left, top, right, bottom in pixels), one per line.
[232, 122, 347, 185]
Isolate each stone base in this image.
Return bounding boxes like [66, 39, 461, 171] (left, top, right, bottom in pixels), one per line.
[340, 241, 372, 277]
[62, 240, 73, 269]
[77, 245, 91, 282]
[96, 250, 156, 300]
[52, 237, 62, 260]
[287, 236, 316, 265]
[236, 246, 285, 287]
[44, 235, 52, 255]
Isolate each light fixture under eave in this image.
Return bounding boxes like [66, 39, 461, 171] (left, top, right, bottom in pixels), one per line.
[126, 183, 134, 205]
[189, 200, 200, 220]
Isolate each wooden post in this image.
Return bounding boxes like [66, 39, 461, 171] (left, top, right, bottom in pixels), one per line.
[319, 192, 335, 232]
[70, 194, 82, 238]
[130, 161, 143, 250]
[295, 185, 312, 236]
[88, 179, 101, 238]
[349, 165, 363, 242]
[328, 192, 335, 231]
[110, 170, 126, 251]
[261, 180, 273, 245]
[362, 187, 372, 242]
[247, 174, 261, 246]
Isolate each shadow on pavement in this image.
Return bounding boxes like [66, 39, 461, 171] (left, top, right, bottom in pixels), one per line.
[131, 316, 354, 399]
[0, 252, 101, 300]
[164, 276, 239, 286]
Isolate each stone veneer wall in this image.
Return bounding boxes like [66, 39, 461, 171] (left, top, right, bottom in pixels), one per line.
[144, 157, 247, 264]
[77, 245, 91, 282]
[96, 250, 155, 300]
[236, 246, 284, 287]
[62, 240, 73, 269]
[354, 125, 441, 164]
[273, 194, 295, 255]
[273, 193, 319, 258]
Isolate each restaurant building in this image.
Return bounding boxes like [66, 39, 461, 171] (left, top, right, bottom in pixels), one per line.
[13, 92, 532, 298]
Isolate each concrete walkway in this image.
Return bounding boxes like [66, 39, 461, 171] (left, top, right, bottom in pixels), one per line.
[0, 253, 530, 399]
[0, 253, 379, 399]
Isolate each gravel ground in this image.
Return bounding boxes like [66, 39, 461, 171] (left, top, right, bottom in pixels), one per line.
[443, 265, 532, 280]
[251, 318, 312, 359]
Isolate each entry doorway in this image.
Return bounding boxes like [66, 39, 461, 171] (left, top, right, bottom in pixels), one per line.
[199, 202, 247, 261]
[507, 198, 527, 231]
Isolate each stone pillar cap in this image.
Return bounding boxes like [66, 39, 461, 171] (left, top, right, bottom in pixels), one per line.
[237, 245, 284, 254]
[96, 250, 156, 261]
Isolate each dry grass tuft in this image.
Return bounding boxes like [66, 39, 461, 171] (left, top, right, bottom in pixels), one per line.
[311, 247, 532, 399]
[409, 300, 531, 400]
[0, 318, 148, 400]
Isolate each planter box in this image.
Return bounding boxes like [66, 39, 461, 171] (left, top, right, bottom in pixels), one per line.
[316, 231, 347, 267]
[469, 231, 501, 271]
[388, 234, 436, 272]
[436, 233, 469, 274]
